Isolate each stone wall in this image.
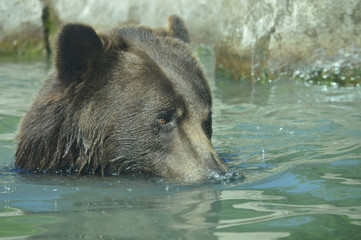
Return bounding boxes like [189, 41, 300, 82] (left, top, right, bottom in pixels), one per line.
[1, 0, 360, 81]
[0, 0, 45, 56]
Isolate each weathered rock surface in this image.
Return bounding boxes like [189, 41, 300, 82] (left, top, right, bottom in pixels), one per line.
[1, 0, 360, 80]
[212, 0, 361, 79]
[0, 0, 45, 55]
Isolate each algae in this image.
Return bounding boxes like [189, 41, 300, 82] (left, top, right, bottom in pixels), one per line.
[215, 64, 274, 85]
[0, 1, 58, 59]
[215, 63, 361, 87]
[292, 67, 361, 87]
[0, 40, 46, 58]
[41, 2, 60, 57]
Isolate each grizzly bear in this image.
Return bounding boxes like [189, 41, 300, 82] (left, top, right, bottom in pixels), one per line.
[15, 15, 233, 182]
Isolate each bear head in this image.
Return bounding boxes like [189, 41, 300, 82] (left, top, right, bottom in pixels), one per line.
[15, 15, 234, 182]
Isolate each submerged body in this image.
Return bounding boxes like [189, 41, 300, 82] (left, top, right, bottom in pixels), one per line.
[15, 15, 231, 182]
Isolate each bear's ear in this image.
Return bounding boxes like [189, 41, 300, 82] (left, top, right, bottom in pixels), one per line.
[55, 24, 103, 84]
[167, 15, 190, 43]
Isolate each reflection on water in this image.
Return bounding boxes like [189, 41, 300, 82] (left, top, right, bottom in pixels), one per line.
[32, 182, 221, 239]
[0, 206, 58, 238]
[2, 175, 223, 239]
[1, 57, 361, 239]
[218, 190, 361, 228]
[321, 173, 361, 185]
[215, 232, 290, 240]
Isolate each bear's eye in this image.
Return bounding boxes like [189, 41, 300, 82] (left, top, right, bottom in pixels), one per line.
[157, 111, 173, 126]
[158, 117, 168, 125]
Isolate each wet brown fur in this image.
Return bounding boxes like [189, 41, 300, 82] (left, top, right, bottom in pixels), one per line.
[15, 15, 230, 182]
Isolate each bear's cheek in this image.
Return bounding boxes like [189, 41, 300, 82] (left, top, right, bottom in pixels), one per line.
[152, 122, 228, 182]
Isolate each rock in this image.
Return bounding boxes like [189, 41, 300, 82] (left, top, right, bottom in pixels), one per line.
[0, 0, 46, 56]
[47, 0, 361, 80]
[1, 0, 360, 81]
[215, 0, 361, 79]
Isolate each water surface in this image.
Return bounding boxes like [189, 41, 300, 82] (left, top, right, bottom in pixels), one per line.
[0, 57, 360, 239]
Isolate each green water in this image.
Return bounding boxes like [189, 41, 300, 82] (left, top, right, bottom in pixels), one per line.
[0, 56, 360, 239]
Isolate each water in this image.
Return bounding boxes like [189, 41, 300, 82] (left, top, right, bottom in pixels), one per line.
[0, 56, 361, 239]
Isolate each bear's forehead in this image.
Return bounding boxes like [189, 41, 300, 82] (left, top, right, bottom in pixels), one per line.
[111, 27, 211, 108]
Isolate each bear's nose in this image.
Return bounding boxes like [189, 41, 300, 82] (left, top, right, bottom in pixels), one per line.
[206, 154, 240, 182]
[209, 167, 241, 182]
[224, 169, 241, 182]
